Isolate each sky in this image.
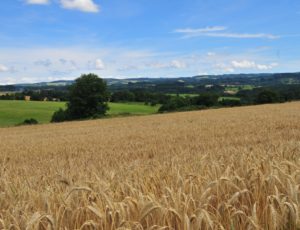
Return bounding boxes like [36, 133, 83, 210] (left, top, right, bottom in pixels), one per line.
[0, 0, 300, 84]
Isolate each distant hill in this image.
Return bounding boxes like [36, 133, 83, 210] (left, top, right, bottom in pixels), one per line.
[1, 72, 299, 93]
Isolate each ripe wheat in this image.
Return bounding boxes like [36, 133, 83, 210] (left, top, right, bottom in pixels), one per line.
[0, 102, 299, 229]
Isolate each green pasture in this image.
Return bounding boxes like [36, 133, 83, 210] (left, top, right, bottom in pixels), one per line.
[218, 96, 241, 101]
[0, 100, 159, 127]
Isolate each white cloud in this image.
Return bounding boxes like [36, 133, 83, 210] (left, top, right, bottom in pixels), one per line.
[215, 63, 235, 73]
[204, 32, 278, 39]
[0, 64, 9, 72]
[0, 46, 285, 84]
[26, 0, 50, 5]
[232, 60, 256, 69]
[170, 60, 186, 69]
[174, 26, 226, 34]
[207, 52, 216, 57]
[95, 59, 105, 70]
[175, 26, 279, 39]
[257, 63, 278, 70]
[147, 60, 187, 69]
[60, 0, 99, 13]
[231, 60, 278, 70]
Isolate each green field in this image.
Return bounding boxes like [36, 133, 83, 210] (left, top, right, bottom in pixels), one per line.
[167, 93, 198, 97]
[0, 100, 159, 127]
[225, 85, 254, 93]
[108, 102, 159, 115]
[218, 96, 241, 101]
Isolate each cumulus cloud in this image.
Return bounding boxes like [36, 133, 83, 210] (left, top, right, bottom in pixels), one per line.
[0, 64, 9, 72]
[231, 60, 278, 70]
[26, 0, 50, 4]
[256, 63, 278, 70]
[25, 0, 100, 13]
[175, 26, 279, 39]
[214, 60, 278, 73]
[231, 60, 256, 69]
[0, 46, 284, 83]
[60, 0, 99, 13]
[95, 59, 105, 70]
[215, 63, 235, 73]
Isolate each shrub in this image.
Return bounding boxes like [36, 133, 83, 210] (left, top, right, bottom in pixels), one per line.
[219, 99, 242, 107]
[51, 108, 68, 123]
[22, 118, 38, 125]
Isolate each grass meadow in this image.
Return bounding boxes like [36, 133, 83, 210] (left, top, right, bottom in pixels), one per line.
[0, 102, 299, 229]
[0, 100, 159, 127]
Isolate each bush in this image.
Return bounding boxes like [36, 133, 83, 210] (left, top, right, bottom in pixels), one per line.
[219, 99, 242, 107]
[51, 108, 68, 123]
[22, 118, 38, 125]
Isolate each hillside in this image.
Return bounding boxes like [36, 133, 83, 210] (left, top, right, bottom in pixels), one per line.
[0, 100, 159, 127]
[0, 102, 299, 229]
[1, 72, 300, 93]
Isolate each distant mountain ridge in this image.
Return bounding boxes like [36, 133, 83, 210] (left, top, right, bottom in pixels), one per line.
[1, 72, 299, 93]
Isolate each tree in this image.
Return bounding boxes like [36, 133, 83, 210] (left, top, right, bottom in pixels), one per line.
[51, 74, 109, 122]
[67, 74, 109, 119]
[192, 93, 219, 107]
[158, 96, 190, 112]
[255, 89, 279, 104]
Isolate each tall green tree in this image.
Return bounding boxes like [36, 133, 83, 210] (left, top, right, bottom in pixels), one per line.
[51, 74, 109, 122]
[255, 89, 279, 104]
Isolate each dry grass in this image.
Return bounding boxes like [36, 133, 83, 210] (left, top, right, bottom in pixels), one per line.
[0, 102, 300, 229]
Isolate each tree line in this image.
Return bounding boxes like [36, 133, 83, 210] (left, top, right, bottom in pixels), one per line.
[158, 85, 300, 112]
[1, 73, 300, 123]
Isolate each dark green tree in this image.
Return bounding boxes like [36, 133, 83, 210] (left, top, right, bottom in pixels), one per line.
[67, 74, 109, 119]
[192, 93, 219, 107]
[255, 89, 279, 104]
[51, 74, 109, 122]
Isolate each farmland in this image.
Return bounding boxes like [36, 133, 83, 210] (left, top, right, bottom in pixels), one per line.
[0, 100, 159, 127]
[0, 102, 299, 229]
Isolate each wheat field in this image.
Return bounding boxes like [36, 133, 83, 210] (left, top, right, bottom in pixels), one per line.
[0, 102, 299, 229]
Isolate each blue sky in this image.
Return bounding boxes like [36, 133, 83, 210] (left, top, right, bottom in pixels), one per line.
[0, 0, 299, 84]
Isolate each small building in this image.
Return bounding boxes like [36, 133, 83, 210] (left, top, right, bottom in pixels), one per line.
[24, 96, 31, 101]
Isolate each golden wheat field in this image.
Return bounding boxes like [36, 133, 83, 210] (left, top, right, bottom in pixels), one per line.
[0, 102, 300, 229]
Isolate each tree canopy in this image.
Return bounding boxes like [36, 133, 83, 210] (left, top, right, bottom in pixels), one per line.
[52, 74, 109, 122]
